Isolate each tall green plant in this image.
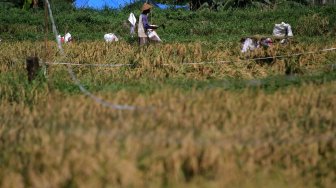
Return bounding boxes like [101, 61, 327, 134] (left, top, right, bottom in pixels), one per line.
[22, 0, 32, 10]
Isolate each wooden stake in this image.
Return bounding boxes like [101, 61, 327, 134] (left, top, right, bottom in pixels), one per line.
[26, 57, 40, 82]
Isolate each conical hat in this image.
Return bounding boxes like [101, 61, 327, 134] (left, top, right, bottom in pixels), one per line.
[142, 3, 152, 11]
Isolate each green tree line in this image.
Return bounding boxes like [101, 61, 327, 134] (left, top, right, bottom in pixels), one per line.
[0, 0, 74, 9]
[0, 0, 321, 11]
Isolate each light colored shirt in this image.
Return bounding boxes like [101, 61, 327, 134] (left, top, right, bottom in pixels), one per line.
[138, 14, 147, 38]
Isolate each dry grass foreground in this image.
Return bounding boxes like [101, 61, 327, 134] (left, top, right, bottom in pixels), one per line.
[0, 82, 335, 188]
[0, 41, 336, 187]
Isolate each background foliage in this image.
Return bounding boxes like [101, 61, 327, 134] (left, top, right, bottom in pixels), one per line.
[0, 0, 335, 42]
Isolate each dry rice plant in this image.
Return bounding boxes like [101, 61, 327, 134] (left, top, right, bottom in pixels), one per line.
[1, 40, 335, 80]
[0, 83, 335, 187]
[0, 41, 335, 187]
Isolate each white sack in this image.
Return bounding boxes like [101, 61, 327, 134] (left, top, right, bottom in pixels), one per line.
[147, 30, 161, 42]
[273, 22, 287, 37]
[241, 38, 257, 53]
[273, 22, 293, 37]
[286, 25, 293, 37]
[104, 33, 119, 42]
[128, 13, 137, 36]
[128, 13, 136, 26]
[64, 33, 72, 43]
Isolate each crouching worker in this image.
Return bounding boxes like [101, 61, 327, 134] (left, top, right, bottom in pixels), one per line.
[138, 3, 162, 45]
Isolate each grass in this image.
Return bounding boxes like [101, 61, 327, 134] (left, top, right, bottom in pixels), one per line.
[0, 82, 335, 187]
[1, 40, 335, 96]
[3, 69, 335, 95]
[0, 40, 335, 187]
[0, 3, 336, 188]
[0, 3, 336, 42]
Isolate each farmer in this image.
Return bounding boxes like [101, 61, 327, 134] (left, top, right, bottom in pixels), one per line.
[138, 3, 161, 45]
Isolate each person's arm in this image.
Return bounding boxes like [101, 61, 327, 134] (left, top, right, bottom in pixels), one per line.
[142, 14, 157, 30]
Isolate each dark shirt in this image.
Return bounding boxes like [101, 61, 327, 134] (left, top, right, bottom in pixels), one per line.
[141, 14, 151, 30]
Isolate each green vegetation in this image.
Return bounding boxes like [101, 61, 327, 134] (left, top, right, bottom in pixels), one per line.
[0, 2, 336, 188]
[1, 65, 335, 96]
[0, 1, 336, 42]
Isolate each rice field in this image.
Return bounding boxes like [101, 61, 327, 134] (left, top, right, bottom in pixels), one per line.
[0, 40, 335, 187]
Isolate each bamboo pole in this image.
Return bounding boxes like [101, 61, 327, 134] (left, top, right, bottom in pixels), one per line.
[44, 0, 49, 74]
[33, 0, 38, 9]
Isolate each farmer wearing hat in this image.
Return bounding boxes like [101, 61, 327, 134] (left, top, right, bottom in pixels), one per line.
[138, 3, 160, 45]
